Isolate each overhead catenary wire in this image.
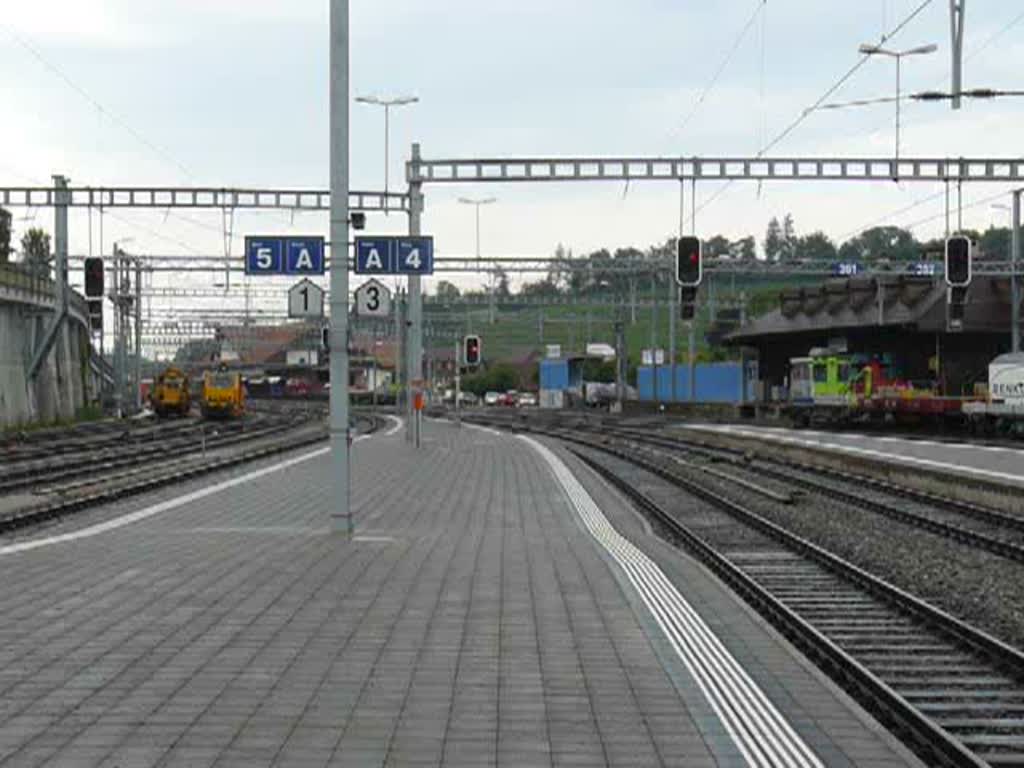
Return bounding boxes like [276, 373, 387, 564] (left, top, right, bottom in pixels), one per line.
[1, 24, 196, 184]
[833, 5, 1024, 238]
[684, 0, 937, 229]
[671, 1, 767, 139]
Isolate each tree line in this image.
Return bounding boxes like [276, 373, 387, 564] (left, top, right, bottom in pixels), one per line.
[0, 205, 52, 274]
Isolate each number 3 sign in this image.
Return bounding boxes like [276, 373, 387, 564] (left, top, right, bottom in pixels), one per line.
[354, 279, 392, 318]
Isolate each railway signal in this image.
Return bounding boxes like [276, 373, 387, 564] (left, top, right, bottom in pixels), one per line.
[945, 234, 972, 287]
[679, 286, 698, 321]
[84, 257, 104, 298]
[464, 334, 481, 366]
[676, 236, 702, 287]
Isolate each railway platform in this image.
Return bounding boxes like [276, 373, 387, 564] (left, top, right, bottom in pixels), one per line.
[680, 423, 1024, 490]
[0, 417, 924, 767]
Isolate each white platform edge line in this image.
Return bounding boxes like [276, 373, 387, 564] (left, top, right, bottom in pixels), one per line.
[382, 415, 403, 437]
[0, 426, 386, 558]
[683, 424, 1024, 484]
[519, 434, 824, 768]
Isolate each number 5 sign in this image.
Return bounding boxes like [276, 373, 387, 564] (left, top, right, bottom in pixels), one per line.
[354, 279, 392, 318]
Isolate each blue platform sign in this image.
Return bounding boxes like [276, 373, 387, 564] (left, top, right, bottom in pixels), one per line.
[833, 262, 860, 277]
[909, 261, 938, 277]
[396, 237, 434, 274]
[245, 237, 284, 275]
[285, 237, 325, 275]
[355, 238, 395, 274]
[355, 236, 435, 275]
[246, 236, 324, 275]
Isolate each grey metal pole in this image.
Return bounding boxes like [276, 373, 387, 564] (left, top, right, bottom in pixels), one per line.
[958, 179, 963, 231]
[488, 266, 496, 325]
[688, 322, 696, 401]
[111, 245, 121, 418]
[650, 273, 657, 399]
[384, 103, 390, 201]
[329, 0, 352, 535]
[895, 54, 901, 167]
[950, 0, 965, 111]
[53, 175, 68, 319]
[407, 143, 423, 446]
[454, 338, 461, 427]
[945, 180, 951, 238]
[135, 258, 142, 411]
[1013, 190, 1021, 353]
[615, 319, 625, 411]
[629, 277, 637, 324]
[54, 175, 69, 416]
[668, 275, 676, 403]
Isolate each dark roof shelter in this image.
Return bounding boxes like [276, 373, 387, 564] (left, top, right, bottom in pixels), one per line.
[726, 274, 1019, 397]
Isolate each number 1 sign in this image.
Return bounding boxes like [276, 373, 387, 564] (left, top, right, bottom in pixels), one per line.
[288, 278, 325, 319]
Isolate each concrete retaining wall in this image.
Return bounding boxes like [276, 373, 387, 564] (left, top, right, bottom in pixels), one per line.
[0, 301, 92, 429]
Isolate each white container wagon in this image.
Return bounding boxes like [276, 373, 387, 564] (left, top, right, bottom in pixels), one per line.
[963, 352, 1024, 435]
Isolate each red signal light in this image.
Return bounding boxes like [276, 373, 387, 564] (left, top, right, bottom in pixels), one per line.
[676, 236, 702, 287]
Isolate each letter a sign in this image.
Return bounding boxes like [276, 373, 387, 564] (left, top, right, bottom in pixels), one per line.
[355, 238, 394, 274]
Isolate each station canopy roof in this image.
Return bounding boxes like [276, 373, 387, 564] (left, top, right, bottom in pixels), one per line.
[726, 274, 1016, 344]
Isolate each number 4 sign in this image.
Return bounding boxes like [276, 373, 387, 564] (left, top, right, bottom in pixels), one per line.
[396, 238, 433, 274]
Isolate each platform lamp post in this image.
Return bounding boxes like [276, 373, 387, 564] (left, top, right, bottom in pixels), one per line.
[354, 95, 418, 210]
[458, 197, 497, 322]
[858, 42, 938, 171]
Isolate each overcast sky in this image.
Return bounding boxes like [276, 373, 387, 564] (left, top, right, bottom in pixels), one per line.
[3, 0, 1023, 320]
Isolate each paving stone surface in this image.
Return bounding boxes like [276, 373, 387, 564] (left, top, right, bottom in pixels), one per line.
[0, 419, 923, 767]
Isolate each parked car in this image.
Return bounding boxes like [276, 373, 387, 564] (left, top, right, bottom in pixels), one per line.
[517, 392, 538, 407]
[484, 391, 501, 406]
[498, 390, 519, 407]
[457, 391, 478, 406]
[285, 378, 311, 397]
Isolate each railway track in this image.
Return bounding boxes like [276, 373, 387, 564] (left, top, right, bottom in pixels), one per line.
[0, 408, 384, 535]
[486, 411, 1024, 563]
[467, 412, 1024, 767]
[607, 425, 1024, 563]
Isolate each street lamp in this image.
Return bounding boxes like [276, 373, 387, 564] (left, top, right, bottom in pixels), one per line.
[859, 43, 938, 169]
[354, 95, 418, 206]
[458, 197, 498, 323]
[457, 197, 497, 262]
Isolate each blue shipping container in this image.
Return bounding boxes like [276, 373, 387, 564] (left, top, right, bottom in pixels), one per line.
[540, 360, 570, 390]
[637, 363, 745, 403]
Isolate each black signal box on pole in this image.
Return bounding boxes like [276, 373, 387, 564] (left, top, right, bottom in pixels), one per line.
[676, 236, 702, 287]
[944, 235, 972, 288]
[84, 257, 104, 298]
[679, 285, 698, 321]
[464, 335, 481, 367]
